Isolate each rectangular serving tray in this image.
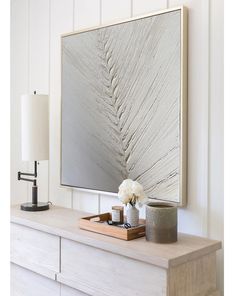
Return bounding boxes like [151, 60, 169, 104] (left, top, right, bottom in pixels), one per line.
[79, 213, 145, 241]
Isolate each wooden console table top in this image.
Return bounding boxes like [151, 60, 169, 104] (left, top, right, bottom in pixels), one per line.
[11, 205, 221, 269]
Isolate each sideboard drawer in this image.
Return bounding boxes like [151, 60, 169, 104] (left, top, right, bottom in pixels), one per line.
[58, 238, 167, 296]
[11, 263, 60, 296]
[10, 223, 60, 279]
[61, 285, 89, 296]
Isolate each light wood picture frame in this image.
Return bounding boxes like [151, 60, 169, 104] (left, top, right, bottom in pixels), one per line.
[60, 6, 188, 206]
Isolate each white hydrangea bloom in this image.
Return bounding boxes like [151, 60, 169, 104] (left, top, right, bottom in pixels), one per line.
[118, 179, 133, 204]
[118, 179, 147, 206]
[132, 181, 145, 199]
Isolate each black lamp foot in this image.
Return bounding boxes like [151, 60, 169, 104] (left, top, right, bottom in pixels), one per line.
[20, 202, 49, 211]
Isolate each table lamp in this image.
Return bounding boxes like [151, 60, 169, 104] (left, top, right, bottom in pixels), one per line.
[18, 91, 49, 211]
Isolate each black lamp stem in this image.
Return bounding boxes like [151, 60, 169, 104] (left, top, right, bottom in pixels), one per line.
[17, 161, 49, 211]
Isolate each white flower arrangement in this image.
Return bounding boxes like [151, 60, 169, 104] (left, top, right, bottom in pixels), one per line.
[118, 179, 147, 207]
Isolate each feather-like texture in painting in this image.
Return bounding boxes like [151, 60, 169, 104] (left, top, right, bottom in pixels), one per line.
[61, 10, 181, 202]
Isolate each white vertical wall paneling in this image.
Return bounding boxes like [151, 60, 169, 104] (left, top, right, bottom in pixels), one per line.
[169, 0, 210, 237]
[74, 0, 100, 30]
[209, 0, 224, 293]
[10, 0, 29, 205]
[29, 0, 50, 95]
[28, 0, 50, 203]
[132, 0, 167, 16]
[209, 0, 224, 244]
[101, 0, 131, 23]
[72, 190, 100, 214]
[100, 193, 122, 214]
[49, 0, 74, 207]
[71, 0, 101, 213]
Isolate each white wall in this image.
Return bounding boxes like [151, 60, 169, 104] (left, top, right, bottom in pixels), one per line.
[11, 0, 224, 294]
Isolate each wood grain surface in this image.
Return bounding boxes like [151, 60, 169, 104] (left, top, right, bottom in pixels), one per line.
[11, 205, 221, 269]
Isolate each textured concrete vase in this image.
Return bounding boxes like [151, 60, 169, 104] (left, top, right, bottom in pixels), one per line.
[126, 206, 139, 227]
[146, 202, 177, 243]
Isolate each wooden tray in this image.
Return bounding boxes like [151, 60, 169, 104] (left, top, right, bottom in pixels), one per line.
[79, 213, 145, 241]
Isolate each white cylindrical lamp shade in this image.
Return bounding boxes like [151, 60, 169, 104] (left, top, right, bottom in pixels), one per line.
[21, 94, 49, 161]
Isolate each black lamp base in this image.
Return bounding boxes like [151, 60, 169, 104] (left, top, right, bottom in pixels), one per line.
[21, 202, 49, 212]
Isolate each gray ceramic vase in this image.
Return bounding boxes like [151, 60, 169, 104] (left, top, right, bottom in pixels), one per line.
[146, 202, 177, 243]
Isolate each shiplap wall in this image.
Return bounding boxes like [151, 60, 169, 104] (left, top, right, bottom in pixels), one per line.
[11, 0, 223, 294]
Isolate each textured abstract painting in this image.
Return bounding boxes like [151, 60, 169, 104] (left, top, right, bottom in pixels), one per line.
[61, 9, 184, 203]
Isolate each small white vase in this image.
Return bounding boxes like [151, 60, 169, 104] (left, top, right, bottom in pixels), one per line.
[126, 205, 139, 227]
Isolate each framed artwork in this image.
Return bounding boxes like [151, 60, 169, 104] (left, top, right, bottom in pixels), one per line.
[61, 6, 187, 206]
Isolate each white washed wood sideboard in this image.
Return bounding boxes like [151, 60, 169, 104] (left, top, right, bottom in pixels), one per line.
[10, 205, 221, 296]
